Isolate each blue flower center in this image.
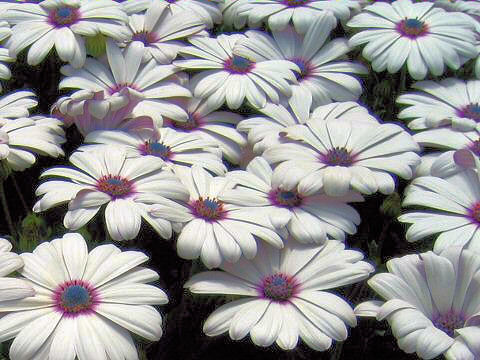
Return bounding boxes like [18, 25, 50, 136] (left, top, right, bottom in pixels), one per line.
[191, 197, 226, 221]
[323, 147, 354, 166]
[282, 0, 310, 7]
[262, 273, 297, 302]
[50, 6, 79, 27]
[132, 31, 156, 46]
[269, 189, 302, 208]
[433, 310, 465, 337]
[61, 285, 92, 313]
[469, 140, 480, 157]
[461, 104, 480, 122]
[290, 58, 309, 80]
[224, 56, 254, 74]
[397, 18, 428, 38]
[96, 175, 133, 198]
[141, 141, 171, 160]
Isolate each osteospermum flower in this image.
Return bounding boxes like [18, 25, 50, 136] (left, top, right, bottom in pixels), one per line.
[355, 247, 480, 359]
[0, 238, 34, 303]
[162, 96, 246, 165]
[4, 0, 129, 68]
[33, 146, 190, 241]
[170, 165, 290, 269]
[238, 100, 378, 155]
[185, 238, 374, 351]
[398, 78, 480, 132]
[0, 90, 38, 121]
[263, 114, 420, 196]
[220, 0, 252, 30]
[0, 233, 168, 360]
[59, 40, 191, 124]
[235, 14, 367, 108]
[398, 163, 480, 253]
[0, 115, 65, 171]
[122, 0, 223, 28]
[223, 156, 363, 244]
[174, 33, 299, 110]
[52, 87, 151, 136]
[125, 2, 205, 64]
[237, 0, 360, 33]
[347, 0, 478, 80]
[85, 126, 227, 175]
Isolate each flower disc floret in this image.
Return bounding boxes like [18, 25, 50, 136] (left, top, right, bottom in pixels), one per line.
[139, 141, 171, 160]
[53, 280, 98, 316]
[396, 18, 429, 38]
[433, 310, 465, 338]
[224, 55, 255, 74]
[269, 189, 303, 208]
[458, 104, 480, 122]
[322, 147, 354, 167]
[96, 175, 133, 199]
[261, 273, 298, 302]
[283, 0, 310, 7]
[190, 197, 226, 221]
[48, 6, 80, 27]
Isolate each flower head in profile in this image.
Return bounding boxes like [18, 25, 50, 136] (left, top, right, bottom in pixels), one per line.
[186, 238, 374, 351]
[170, 165, 290, 269]
[0, 233, 168, 360]
[347, 0, 477, 80]
[398, 78, 480, 133]
[223, 157, 363, 244]
[34, 146, 190, 241]
[4, 0, 130, 68]
[125, 1, 206, 64]
[0, 238, 34, 303]
[399, 161, 480, 254]
[52, 87, 152, 136]
[235, 14, 367, 108]
[174, 33, 299, 110]
[59, 40, 191, 124]
[264, 113, 420, 196]
[355, 247, 480, 360]
[123, 0, 223, 28]
[237, 0, 360, 33]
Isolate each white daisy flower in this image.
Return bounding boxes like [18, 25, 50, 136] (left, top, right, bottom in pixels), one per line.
[59, 40, 191, 124]
[220, 0, 252, 30]
[347, 0, 478, 80]
[0, 238, 34, 303]
[238, 100, 378, 155]
[125, 2, 206, 64]
[122, 0, 223, 28]
[398, 78, 480, 132]
[185, 237, 374, 351]
[4, 0, 130, 68]
[33, 146, 190, 241]
[52, 87, 151, 136]
[0, 18, 12, 93]
[235, 13, 367, 108]
[170, 165, 290, 269]
[0, 115, 65, 172]
[85, 126, 227, 175]
[263, 113, 420, 197]
[237, 0, 360, 33]
[355, 247, 480, 360]
[0, 90, 38, 120]
[398, 164, 480, 253]
[162, 96, 246, 165]
[0, 232, 168, 360]
[173, 33, 299, 110]
[223, 156, 363, 244]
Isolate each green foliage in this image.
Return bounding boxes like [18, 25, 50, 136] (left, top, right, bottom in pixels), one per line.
[86, 33, 107, 58]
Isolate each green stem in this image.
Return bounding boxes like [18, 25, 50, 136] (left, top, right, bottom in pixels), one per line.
[0, 180, 16, 241]
[9, 174, 29, 215]
[398, 65, 407, 95]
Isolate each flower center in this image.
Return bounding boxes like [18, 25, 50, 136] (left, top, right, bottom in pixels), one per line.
[224, 56, 255, 74]
[139, 141, 172, 160]
[468, 139, 480, 157]
[53, 280, 98, 317]
[396, 18, 429, 38]
[269, 189, 302, 208]
[49, 6, 80, 27]
[191, 197, 226, 221]
[132, 31, 157, 46]
[96, 175, 133, 199]
[290, 57, 310, 81]
[168, 114, 200, 131]
[261, 273, 298, 302]
[322, 147, 354, 166]
[433, 310, 465, 337]
[468, 201, 480, 225]
[282, 0, 310, 7]
[458, 104, 480, 122]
